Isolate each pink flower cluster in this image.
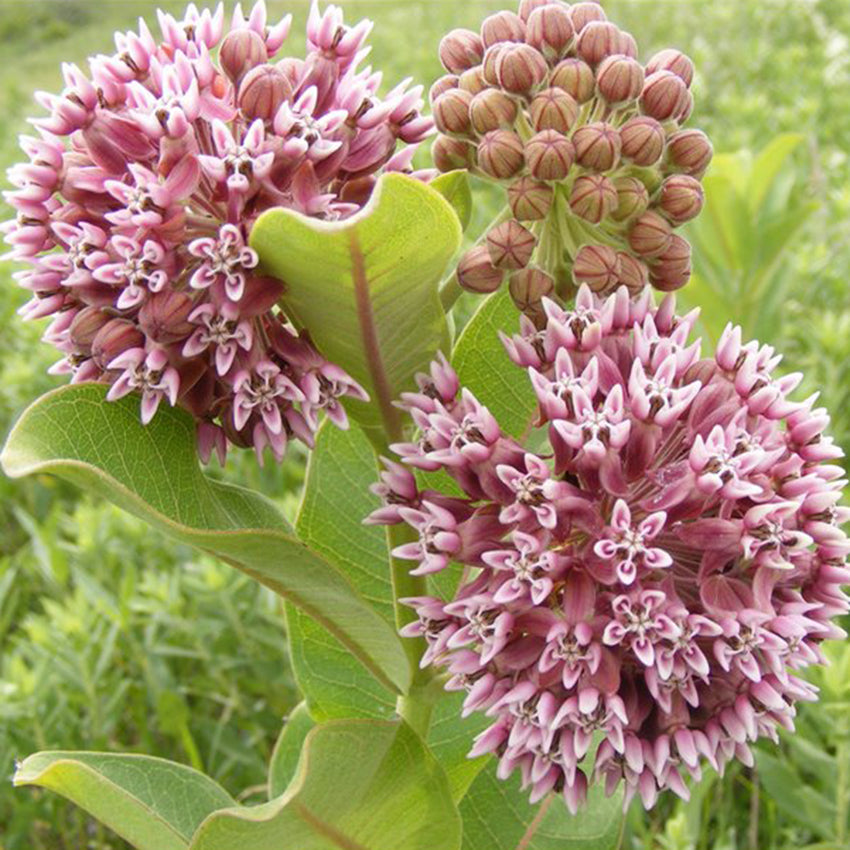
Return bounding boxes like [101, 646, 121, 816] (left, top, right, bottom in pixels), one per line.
[2, 1, 434, 463]
[369, 286, 850, 811]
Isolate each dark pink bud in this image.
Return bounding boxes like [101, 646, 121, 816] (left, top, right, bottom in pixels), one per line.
[509, 266, 554, 319]
[478, 130, 525, 179]
[576, 21, 623, 66]
[573, 243, 620, 293]
[458, 67, 489, 95]
[508, 176, 554, 221]
[470, 89, 519, 135]
[433, 135, 476, 172]
[219, 28, 268, 83]
[529, 87, 579, 134]
[457, 245, 504, 293]
[650, 234, 692, 291]
[569, 173, 617, 223]
[572, 122, 621, 171]
[616, 251, 649, 294]
[629, 210, 673, 258]
[70, 306, 111, 354]
[640, 70, 690, 122]
[550, 57, 595, 103]
[518, 0, 554, 23]
[619, 116, 666, 166]
[646, 48, 695, 87]
[439, 28, 485, 74]
[430, 74, 459, 104]
[658, 174, 705, 224]
[526, 4, 575, 60]
[238, 64, 293, 121]
[596, 55, 645, 104]
[525, 129, 575, 181]
[667, 129, 713, 177]
[486, 220, 538, 270]
[611, 175, 650, 222]
[139, 290, 194, 344]
[92, 319, 145, 369]
[275, 57, 304, 90]
[481, 10, 527, 48]
[495, 44, 548, 95]
[433, 89, 474, 136]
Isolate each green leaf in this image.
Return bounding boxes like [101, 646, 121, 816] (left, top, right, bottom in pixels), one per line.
[14, 751, 235, 850]
[452, 288, 536, 440]
[432, 170, 474, 232]
[250, 173, 458, 438]
[459, 763, 623, 850]
[289, 421, 397, 720]
[0, 384, 411, 697]
[268, 703, 316, 799]
[748, 133, 804, 216]
[190, 720, 462, 850]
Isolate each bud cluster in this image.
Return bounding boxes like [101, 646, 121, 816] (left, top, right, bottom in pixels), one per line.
[432, 0, 712, 316]
[2, 1, 436, 464]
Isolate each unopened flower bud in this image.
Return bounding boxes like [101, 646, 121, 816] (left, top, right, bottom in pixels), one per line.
[611, 175, 650, 222]
[529, 87, 579, 133]
[667, 128, 713, 177]
[470, 89, 519, 135]
[481, 10, 527, 48]
[238, 64, 293, 121]
[139, 290, 195, 344]
[573, 244, 620, 293]
[509, 266, 554, 318]
[629, 210, 673, 258]
[478, 129, 525, 179]
[457, 245, 505, 293]
[487, 220, 538, 270]
[482, 45, 507, 86]
[508, 176, 554, 220]
[433, 89, 474, 136]
[433, 135, 477, 172]
[92, 319, 145, 369]
[658, 174, 704, 224]
[550, 58, 595, 103]
[619, 116, 666, 166]
[526, 129, 575, 181]
[569, 2, 607, 32]
[496, 44, 548, 95]
[219, 28, 268, 84]
[619, 31, 639, 59]
[459, 67, 489, 95]
[275, 57, 303, 91]
[596, 55, 644, 104]
[650, 234, 692, 291]
[526, 4, 575, 60]
[576, 21, 623, 66]
[646, 48, 695, 88]
[440, 28, 485, 74]
[640, 70, 689, 122]
[518, 0, 553, 23]
[70, 306, 111, 353]
[570, 173, 617, 223]
[617, 251, 649, 294]
[573, 122, 621, 171]
[430, 74, 459, 104]
[339, 176, 377, 207]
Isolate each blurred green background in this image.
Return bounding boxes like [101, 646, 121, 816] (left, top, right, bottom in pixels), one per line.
[1, 1, 849, 848]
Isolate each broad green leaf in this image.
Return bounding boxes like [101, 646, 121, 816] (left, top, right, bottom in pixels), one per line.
[288, 421, 397, 720]
[250, 173, 458, 438]
[190, 720, 462, 850]
[433, 170, 474, 232]
[748, 133, 804, 215]
[459, 763, 623, 850]
[14, 751, 235, 850]
[268, 703, 316, 799]
[0, 384, 410, 697]
[452, 288, 536, 440]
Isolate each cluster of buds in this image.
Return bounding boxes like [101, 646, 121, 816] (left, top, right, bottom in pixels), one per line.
[432, 0, 712, 318]
[2, 1, 435, 463]
[370, 286, 849, 812]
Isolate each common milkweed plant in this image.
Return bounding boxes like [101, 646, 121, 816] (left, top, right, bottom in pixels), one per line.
[2, 1, 847, 847]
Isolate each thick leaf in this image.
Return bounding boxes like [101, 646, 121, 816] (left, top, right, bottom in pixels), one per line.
[190, 720, 462, 850]
[289, 421, 397, 719]
[250, 173, 458, 438]
[459, 763, 623, 850]
[0, 384, 410, 696]
[268, 703, 316, 799]
[748, 133, 804, 215]
[452, 288, 537, 440]
[14, 751, 235, 850]
[432, 170, 474, 232]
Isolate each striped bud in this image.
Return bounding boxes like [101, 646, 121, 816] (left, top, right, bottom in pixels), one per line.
[667, 129, 713, 177]
[611, 175, 650, 222]
[92, 319, 145, 369]
[219, 29, 268, 83]
[646, 48, 695, 87]
[508, 176, 554, 220]
[139, 290, 194, 344]
[70, 306, 111, 353]
[569, 2, 607, 33]
[526, 129, 575, 181]
[433, 135, 476, 172]
[573, 122, 621, 171]
[430, 74, 459, 105]
[616, 252, 649, 294]
[496, 44, 548, 95]
[471, 89, 519, 135]
[433, 88, 474, 136]
[481, 11, 527, 48]
[439, 28, 485, 74]
[629, 210, 673, 258]
[458, 67, 489, 95]
[576, 21, 623, 66]
[487, 220, 538, 270]
[640, 70, 689, 122]
[658, 174, 704, 224]
[550, 58, 595, 103]
[570, 174, 618, 223]
[457, 245, 505, 293]
[573, 244, 620, 293]
[238, 64, 293, 121]
[526, 4, 575, 60]
[530, 87, 579, 133]
[619, 116, 666, 166]
[518, 0, 554, 22]
[596, 55, 645, 104]
[509, 266, 554, 318]
[478, 129, 526, 179]
[482, 45, 507, 86]
[650, 234, 692, 291]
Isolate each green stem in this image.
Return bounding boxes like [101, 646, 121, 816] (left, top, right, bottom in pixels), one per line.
[837, 726, 849, 844]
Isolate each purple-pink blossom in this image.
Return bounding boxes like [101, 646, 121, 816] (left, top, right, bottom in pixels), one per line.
[3, 1, 435, 463]
[371, 284, 850, 812]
